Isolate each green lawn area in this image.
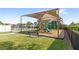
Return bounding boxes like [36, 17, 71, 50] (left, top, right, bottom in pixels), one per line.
[0, 34, 67, 50]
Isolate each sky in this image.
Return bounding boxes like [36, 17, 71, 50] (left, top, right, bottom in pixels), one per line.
[0, 8, 51, 24]
[59, 8, 79, 25]
[0, 8, 79, 24]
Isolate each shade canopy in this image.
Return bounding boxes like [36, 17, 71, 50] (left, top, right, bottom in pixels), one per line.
[21, 8, 59, 19]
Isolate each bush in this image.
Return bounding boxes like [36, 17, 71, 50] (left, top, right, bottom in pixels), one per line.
[63, 25, 79, 31]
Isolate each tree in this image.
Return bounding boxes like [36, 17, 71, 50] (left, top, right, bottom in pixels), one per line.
[26, 21, 33, 28]
[63, 24, 68, 29]
[0, 21, 3, 25]
[69, 22, 75, 26]
[34, 22, 38, 27]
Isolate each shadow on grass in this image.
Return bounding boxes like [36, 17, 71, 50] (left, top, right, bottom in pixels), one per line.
[0, 41, 14, 50]
[47, 39, 67, 50]
[0, 41, 42, 50]
[0, 39, 67, 50]
[13, 43, 42, 50]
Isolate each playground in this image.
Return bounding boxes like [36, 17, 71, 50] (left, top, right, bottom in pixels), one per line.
[0, 8, 68, 50]
[20, 8, 64, 39]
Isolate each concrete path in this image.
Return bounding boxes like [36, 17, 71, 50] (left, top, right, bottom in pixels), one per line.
[0, 33, 16, 36]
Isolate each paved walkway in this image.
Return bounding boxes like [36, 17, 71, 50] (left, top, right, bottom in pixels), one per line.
[0, 33, 16, 36]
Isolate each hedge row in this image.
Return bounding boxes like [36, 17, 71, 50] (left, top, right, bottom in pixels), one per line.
[63, 25, 79, 31]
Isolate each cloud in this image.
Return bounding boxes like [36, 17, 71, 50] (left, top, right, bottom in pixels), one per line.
[59, 9, 68, 15]
[0, 16, 20, 24]
[0, 15, 38, 24]
[64, 17, 79, 25]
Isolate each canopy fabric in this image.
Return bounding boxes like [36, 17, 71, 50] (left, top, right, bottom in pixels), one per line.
[22, 8, 59, 19]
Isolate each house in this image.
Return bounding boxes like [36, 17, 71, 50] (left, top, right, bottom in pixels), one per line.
[0, 24, 11, 32]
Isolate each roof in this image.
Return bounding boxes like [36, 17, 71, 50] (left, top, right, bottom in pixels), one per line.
[21, 8, 59, 19]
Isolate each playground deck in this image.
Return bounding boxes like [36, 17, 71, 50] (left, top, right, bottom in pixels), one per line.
[39, 29, 64, 38]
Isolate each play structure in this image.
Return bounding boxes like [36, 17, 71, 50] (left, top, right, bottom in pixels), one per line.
[20, 8, 64, 38]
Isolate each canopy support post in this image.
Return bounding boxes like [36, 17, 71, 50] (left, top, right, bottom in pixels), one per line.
[57, 8, 59, 38]
[20, 16, 23, 32]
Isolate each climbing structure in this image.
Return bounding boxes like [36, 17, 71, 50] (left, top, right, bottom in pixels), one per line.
[43, 21, 58, 32]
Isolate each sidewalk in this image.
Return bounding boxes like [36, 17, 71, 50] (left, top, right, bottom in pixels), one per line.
[0, 33, 16, 36]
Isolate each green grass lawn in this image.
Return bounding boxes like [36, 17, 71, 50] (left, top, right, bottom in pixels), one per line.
[0, 34, 67, 50]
